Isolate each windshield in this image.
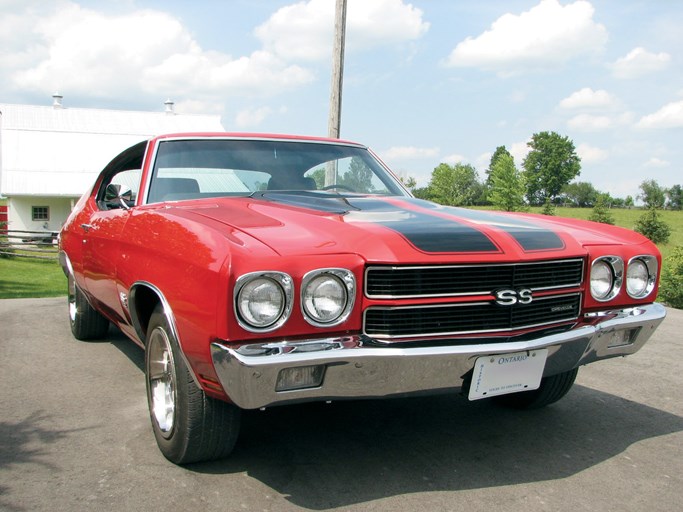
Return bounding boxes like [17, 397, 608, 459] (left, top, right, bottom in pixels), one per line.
[146, 139, 408, 203]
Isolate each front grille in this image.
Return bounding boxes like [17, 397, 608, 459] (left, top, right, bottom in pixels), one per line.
[362, 258, 585, 340]
[366, 258, 584, 298]
[364, 293, 581, 338]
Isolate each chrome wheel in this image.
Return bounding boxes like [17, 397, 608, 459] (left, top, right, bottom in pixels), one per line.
[67, 275, 109, 340]
[68, 275, 77, 322]
[147, 327, 177, 437]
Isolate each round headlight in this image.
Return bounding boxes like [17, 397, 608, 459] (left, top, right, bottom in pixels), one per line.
[590, 261, 613, 300]
[235, 272, 292, 331]
[302, 269, 356, 326]
[626, 257, 655, 298]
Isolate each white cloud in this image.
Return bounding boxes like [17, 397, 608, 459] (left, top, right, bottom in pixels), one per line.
[567, 114, 612, 131]
[611, 47, 671, 79]
[441, 153, 467, 165]
[381, 146, 439, 161]
[476, 152, 492, 170]
[7, 0, 428, 104]
[9, 2, 314, 103]
[444, 0, 607, 72]
[559, 87, 617, 110]
[576, 143, 608, 163]
[644, 157, 670, 168]
[509, 140, 532, 165]
[173, 99, 224, 115]
[255, 0, 429, 62]
[235, 106, 273, 128]
[637, 100, 683, 129]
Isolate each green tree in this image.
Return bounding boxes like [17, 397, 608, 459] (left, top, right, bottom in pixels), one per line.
[588, 193, 615, 225]
[400, 176, 417, 190]
[427, 163, 482, 206]
[634, 207, 671, 244]
[485, 146, 512, 185]
[638, 179, 666, 208]
[624, 195, 635, 209]
[339, 157, 374, 192]
[667, 184, 682, 210]
[541, 197, 556, 216]
[523, 131, 581, 205]
[309, 168, 326, 189]
[561, 181, 599, 207]
[488, 154, 526, 212]
[412, 186, 433, 200]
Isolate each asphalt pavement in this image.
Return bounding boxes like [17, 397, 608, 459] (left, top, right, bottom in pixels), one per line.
[1, 297, 682, 512]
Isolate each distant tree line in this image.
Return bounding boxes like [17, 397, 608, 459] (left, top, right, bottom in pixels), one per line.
[402, 130, 678, 243]
[407, 130, 681, 212]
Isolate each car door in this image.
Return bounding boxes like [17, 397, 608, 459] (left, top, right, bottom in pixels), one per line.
[82, 169, 141, 324]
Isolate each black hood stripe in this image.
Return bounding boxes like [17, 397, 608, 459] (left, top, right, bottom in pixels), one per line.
[413, 200, 565, 252]
[259, 193, 562, 253]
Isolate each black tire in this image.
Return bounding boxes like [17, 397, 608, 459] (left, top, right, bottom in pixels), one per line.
[145, 306, 240, 464]
[68, 276, 109, 340]
[493, 368, 579, 409]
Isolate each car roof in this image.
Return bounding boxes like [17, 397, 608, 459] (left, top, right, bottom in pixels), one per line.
[152, 132, 365, 148]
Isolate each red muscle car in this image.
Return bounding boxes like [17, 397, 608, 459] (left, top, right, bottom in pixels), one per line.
[59, 133, 666, 464]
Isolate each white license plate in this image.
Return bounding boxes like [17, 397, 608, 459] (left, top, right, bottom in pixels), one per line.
[468, 349, 548, 400]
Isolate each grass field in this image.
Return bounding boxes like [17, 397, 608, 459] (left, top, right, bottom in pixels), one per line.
[0, 258, 66, 299]
[529, 206, 683, 261]
[0, 207, 680, 300]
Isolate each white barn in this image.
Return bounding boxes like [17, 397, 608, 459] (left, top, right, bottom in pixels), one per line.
[0, 95, 223, 233]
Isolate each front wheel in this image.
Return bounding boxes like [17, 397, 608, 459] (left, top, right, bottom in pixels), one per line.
[493, 368, 579, 409]
[145, 306, 240, 464]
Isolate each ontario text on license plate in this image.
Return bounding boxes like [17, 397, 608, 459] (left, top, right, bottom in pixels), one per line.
[468, 349, 548, 400]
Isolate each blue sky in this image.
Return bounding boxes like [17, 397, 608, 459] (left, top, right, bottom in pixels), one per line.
[1, 0, 681, 199]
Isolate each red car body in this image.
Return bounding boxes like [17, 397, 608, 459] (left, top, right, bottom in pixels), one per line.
[59, 133, 666, 464]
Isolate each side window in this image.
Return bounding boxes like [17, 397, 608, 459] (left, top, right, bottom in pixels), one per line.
[98, 169, 142, 210]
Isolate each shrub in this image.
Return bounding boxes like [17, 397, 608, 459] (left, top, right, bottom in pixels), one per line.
[588, 195, 615, 225]
[659, 246, 683, 309]
[634, 207, 671, 244]
[541, 198, 556, 216]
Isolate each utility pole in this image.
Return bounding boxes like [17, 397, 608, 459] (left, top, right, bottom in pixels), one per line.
[326, 0, 347, 186]
[328, 0, 347, 139]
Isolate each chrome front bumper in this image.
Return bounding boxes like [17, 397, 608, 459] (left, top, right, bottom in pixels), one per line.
[211, 303, 666, 409]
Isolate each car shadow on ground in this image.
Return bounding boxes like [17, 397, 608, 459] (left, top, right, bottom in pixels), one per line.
[104, 327, 683, 510]
[191, 386, 682, 509]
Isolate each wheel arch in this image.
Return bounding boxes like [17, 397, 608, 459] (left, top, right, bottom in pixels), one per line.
[129, 281, 202, 388]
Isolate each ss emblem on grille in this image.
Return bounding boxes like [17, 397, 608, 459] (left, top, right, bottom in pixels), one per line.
[494, 288, 533, 306]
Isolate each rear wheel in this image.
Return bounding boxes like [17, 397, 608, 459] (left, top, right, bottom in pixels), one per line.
[68, 275, 109, 340]
[145, 306, 240, 464]
[494, 368, 579, 409]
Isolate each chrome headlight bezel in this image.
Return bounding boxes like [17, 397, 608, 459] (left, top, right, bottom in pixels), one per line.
[590, 256, 623, 302]
[626, 255, 658, 299]
[234, 271, 293, 332]
[301, 268, 356, 327]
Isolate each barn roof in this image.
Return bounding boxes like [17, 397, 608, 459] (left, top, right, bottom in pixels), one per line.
[0, 99, 223, 197]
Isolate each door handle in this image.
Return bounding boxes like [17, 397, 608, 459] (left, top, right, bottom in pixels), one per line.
[80, 223, 93, 232]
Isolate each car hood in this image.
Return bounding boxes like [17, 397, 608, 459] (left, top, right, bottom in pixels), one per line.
[176, 194, 650, 263]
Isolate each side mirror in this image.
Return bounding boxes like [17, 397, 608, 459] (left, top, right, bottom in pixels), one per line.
[104, 183, 133, 210]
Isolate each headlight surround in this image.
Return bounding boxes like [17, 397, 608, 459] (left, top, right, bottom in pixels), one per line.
[235, 272, 293, 332]
[626, 256, 658, 299]
[302, 269, 356, 327]
[590, 256, 623, 302]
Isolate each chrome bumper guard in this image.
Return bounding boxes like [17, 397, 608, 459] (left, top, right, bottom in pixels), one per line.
[211, 303, 666, 409]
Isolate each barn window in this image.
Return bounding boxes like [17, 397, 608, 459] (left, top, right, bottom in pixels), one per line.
[32, 206, 50, 221]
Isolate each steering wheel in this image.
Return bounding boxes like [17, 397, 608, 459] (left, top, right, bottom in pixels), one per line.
[320, 184, 356, 192]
